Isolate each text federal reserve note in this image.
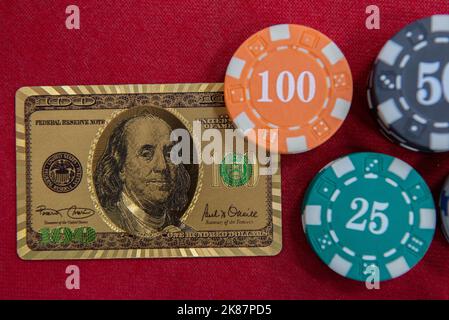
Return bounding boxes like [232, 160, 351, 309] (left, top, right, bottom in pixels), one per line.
[16, 83, 281, 259]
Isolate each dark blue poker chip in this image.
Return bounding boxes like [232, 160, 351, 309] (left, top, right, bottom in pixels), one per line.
[368, 15, 449, 152]
[440, 175, 449, 242]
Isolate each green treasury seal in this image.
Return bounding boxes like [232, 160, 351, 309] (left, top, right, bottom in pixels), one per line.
[220, 153, 252, 187]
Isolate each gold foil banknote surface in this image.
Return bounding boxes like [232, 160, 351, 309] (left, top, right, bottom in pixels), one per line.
[16, 83, 282, 260]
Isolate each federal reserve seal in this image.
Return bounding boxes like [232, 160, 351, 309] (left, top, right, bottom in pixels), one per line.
[42, 152, 82, 193]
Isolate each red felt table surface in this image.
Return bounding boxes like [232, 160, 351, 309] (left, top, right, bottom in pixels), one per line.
[1, 0, 449, 300]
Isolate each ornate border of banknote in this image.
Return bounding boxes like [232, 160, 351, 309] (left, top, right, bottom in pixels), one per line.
[16, 83, 282, 259]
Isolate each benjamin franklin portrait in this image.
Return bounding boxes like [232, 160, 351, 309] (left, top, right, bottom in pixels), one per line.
[93, 106, 197, 236]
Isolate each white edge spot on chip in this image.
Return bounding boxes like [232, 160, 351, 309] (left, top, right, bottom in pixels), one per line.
[430, 133, 449, 151]
[434, 122, 449, 128]
[331, 156, 355, 178]
[419, 208, 436, 229]
[367, 90, 374, 110]
[326, 209, 332, 223]
[269, 24, 290, 41]
[386, 256, 410, 279]
[383, 248, 396, 258]
[329, 230, 339, 243]
[399, 96, 410, 111]
[431, 15, 449, 32]
[435, 37, 449, 44]
[413, 114, 427, 124]
[399, 54, 410, 68]
[342, 247, 355, 257]
[344, 177, 357, 186]
[378, 98, 403, 125]
[330, 189, 341, 202]
[226, 57, 246, 79]
[321, 41, 344, 65]
[396, 75, 402, 90]
[402, 192, 411, 204]
[385, 178, 398, 187]
[401, 232, 410, 245]
[233, 112, 255, 135]
[330, 98, 351, 120]
[301, 214, 306, 233]
[329, 254, 352, 277]
[413, 41, 428, 52]
[408, 211, 414, 225]
[286, 136, 308, 153]
[377, 40, 403, 66]
[304, 205, 322, 226]
[445, 178, 449, 194]
[276, 45, 288, 51]
[388, 158, 412, 180]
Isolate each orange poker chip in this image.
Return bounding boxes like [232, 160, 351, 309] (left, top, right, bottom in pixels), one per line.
[224, 24, 353, 154]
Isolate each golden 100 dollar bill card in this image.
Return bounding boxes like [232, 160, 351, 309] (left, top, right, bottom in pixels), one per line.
[15, 83, 282, 260]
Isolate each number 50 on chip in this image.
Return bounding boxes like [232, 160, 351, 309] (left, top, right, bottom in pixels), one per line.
[224, 24, 353, 154]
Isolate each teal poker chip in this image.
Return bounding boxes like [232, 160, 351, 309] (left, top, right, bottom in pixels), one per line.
[302, 152, 436, 281]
